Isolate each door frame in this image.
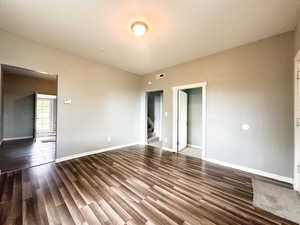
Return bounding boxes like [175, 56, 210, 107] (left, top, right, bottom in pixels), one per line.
[33, 92, 37, 141]
[0, 63, 58, 162]
[172, 82, 207, 158]
[35, 94, 57, 138]
[294, 51, 300, 192]
[142, 89, 164, 145]
[177, 90, 188, 151]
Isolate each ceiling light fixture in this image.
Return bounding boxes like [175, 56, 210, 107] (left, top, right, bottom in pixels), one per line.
[131, 21, 148, 36]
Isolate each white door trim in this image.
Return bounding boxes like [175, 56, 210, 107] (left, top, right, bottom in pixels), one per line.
[178, 90, 188, 151]
[294, 50, 300, 192]
[37, 94, 57, 99]
[173, 82, 207, 158]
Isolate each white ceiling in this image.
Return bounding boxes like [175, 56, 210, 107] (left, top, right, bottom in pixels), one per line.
[0, 0, 300, 75]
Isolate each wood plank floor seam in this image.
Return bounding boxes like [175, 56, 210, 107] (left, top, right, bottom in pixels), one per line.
[0, 145, 297, 225]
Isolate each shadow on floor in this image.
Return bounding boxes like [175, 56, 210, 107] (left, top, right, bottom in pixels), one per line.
[0, 137, 56, 172]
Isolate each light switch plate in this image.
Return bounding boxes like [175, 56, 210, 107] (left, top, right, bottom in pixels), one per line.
[64, 98, 72, 104]
[297, 118, 300, 127]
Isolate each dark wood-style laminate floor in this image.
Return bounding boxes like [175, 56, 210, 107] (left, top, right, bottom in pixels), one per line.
[0, 138, 56, 172]
[0, 145, 297, 225]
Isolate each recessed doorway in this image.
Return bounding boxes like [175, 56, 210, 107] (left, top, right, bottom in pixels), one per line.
[35, 94, 57, 139]
[0, 64, 58, 172]
[145, 90, 163, 148]
[173, 82, 207, 159]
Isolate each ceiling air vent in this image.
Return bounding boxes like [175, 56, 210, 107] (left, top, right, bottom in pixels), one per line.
[155, 73, 166, 80]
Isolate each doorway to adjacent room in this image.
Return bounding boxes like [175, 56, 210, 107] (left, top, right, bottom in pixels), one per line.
[35, 94, 57, 139]
[145, 90, 163, 148]
[173, 82, 207, 159]
[0, 64, 58, 172]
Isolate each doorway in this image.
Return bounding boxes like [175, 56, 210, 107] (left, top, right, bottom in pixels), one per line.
[36, 94, 57, 138]
[146, 90, 163, 148]
[0, 64, 57, 172]
[173, 82, 207, 159]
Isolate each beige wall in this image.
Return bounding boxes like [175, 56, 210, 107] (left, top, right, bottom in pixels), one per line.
[141, 32, 294, 177]
[295, 16, 300, 54]
[0, 29, 141, 158]
[0, 28, 295, 178]
[3, 73, 57, 138]
[3, 73, 57, 95]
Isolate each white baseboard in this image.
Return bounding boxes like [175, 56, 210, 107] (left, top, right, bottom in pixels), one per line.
[187, 144, 202, 149]
[144, 142, 176, 152]
[162, 146, 176, 152]
[56, 143, 292, 184]
[3, 136, 33, 141]
[55, 142, 140, 163]
[205, 158, 293, 184]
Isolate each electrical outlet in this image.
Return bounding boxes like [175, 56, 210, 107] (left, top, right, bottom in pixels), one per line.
[107, 136, 111, 142]
[242, 124, 250, 130]
[297, 165, 300, 173]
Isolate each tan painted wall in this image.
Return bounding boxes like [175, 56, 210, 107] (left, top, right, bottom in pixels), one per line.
[141, 32, 294, 177]
[3, 73, 57, 138]
[0, 29, 142, 158]
[0, 28, 295, 178]
[295, 16, 300, 55]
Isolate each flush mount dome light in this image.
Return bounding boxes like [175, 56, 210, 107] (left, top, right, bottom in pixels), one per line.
[131, 21, 148, 36]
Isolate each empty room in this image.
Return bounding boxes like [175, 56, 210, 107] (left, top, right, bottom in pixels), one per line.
[0, 65, 57, 172]
[1, 0, 300, 224]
